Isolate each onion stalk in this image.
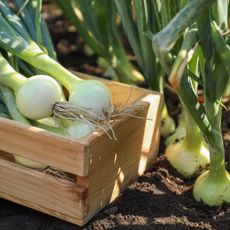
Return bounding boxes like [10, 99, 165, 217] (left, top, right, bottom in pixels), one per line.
[56, 0, 144, 84]
[115, 0, 182, 137]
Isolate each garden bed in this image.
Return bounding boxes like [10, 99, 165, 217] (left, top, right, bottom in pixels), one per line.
[0, 2, 229, 229]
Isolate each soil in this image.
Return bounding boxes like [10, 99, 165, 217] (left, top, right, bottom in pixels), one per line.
[0, 2, 230, 230]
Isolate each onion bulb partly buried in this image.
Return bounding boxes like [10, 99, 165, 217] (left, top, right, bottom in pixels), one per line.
[165, 111, 210, 178]
[165, 138, 210, 178]
[193, 170, 230, 206]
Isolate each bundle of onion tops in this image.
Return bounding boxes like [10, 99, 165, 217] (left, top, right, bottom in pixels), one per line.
[0, 0, 118, 169]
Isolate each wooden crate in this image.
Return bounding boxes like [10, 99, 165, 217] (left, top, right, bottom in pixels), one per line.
[0, 73, 163, 226]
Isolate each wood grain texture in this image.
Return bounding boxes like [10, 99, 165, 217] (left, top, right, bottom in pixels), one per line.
[0, 158, 87, 225]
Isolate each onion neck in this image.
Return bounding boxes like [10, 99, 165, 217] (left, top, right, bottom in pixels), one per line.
[203, 100, 227, 182]
[183, 109, 203, 150]
[0, 54, 27, 91]
[0, 72, 26, 92]
[205, 129, 227, 182]
[22, 45, 82, 92]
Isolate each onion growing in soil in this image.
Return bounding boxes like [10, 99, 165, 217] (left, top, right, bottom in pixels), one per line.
[193, 170, 230, 206]
[165, 110, 209, 178]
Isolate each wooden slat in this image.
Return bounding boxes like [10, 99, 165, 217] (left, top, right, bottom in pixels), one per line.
[0, 158, 87, 225]
[0, 118, 88, 176]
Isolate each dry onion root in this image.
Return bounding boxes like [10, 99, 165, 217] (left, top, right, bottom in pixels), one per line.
[52, 101, 116, 140]
[52, 99, 150, 141]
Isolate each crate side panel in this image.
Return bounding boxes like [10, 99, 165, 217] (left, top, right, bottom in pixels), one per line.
[85, 92, 162, 222]
[0, 158, 87, 224]
[0, 118, 87, 175]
